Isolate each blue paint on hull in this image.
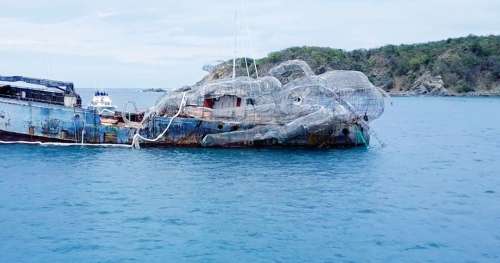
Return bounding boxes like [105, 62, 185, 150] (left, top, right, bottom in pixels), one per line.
[0, 97, 133, 144]
[0, 97, 369, 147]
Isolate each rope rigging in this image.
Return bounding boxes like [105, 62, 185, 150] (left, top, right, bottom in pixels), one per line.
[131, 92, 187, 149]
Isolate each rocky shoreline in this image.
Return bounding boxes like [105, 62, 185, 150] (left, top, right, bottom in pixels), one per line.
[389, 91, 500, 97]
[247, 36, 500, 98]
[386, 71, 500, 97]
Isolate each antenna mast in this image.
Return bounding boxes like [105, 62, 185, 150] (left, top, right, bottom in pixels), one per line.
[232, 9, 238, 80]
[233, 0, 259, 80]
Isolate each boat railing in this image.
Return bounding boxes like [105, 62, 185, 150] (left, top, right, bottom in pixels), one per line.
[0, 93, 66, 106]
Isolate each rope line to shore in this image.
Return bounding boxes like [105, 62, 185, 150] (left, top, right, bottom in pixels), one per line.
[131, 92, 187, 149]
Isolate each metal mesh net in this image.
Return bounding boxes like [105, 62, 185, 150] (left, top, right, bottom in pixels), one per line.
[142, 60, 385, 146]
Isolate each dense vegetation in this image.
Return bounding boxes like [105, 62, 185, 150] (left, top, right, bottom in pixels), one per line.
[255, 35, 500, 93]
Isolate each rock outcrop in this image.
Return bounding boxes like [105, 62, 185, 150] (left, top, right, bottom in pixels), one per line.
[408, 72, 450, 96]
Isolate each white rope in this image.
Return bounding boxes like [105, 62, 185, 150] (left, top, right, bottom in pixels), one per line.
[1, 94, 187, 149]
[131, 92, 187, 149]
[97, 108, 116, 115]
[81, 110, 86, 144]
[72, 108, 78, 143]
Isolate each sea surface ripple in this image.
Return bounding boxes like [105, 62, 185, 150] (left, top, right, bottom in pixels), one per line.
[1, 92, 499, 263]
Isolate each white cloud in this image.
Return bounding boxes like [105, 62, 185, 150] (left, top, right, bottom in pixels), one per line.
[0, 0, 498, 89]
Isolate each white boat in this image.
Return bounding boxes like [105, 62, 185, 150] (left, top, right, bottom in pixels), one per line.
[89, 91, 117, 116]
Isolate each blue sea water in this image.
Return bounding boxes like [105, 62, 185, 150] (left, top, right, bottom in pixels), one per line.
[1, 90, 500, 263]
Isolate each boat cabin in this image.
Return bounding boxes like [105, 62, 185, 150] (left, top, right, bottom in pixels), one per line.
[203, 95, 242, 109]
[0, 76, 81, 107]
[0, 84, 81, 107]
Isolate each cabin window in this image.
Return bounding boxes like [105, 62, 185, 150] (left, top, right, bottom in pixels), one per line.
[246, 98, 255, 106]
[203, 98, 215, 108]
[208, 95, 242, 109]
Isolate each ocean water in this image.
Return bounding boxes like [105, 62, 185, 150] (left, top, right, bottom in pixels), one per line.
[1, 90, 499, 263]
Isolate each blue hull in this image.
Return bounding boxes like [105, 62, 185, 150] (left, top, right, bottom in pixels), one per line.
[0, 97, 368, 148]
[0, 97, 133, 144]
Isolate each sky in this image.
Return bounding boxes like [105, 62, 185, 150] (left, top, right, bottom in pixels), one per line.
[0, 0, 499, 89]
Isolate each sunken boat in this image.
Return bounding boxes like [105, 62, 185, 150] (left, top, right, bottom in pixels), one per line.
[0, 60, 386, 148]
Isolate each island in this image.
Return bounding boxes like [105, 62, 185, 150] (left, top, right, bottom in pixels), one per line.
[203, 35, 499, 96]
[141, 88, 167, 93]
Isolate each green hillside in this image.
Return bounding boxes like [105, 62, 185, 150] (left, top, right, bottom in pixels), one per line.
[254, 35, 500, 94]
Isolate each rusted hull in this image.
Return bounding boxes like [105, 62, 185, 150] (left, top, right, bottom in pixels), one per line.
[0, 130, 74, 143]
[139, 117, 369, 148]
[0, 97, 369, 148]
[0, 97, 134, 144]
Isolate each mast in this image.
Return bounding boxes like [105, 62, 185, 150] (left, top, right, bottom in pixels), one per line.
[233, 0, 259, 80]
[232, 9, 238, 80]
